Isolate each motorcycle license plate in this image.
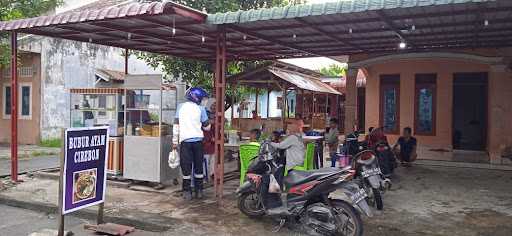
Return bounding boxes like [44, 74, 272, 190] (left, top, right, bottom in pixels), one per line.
[350, 188, 368, 204]
[362, 168, 381, 178]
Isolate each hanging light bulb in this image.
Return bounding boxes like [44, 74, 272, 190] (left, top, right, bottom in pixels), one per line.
[399, 41, 407, 49]
[88, 38, 92, 43]
[127, 33, 132, 40]
[293, 34, 297, 41]
[411, 25, 416, 31]
[484, 20, 489, 26]
[349, 28, 353, 34]
[172, 16, 176, 36]
[243, 34, 247, 40]
[202, 35, 205, 43]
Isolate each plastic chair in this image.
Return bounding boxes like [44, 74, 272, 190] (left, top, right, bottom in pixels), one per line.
[284, 143, 315, 176]
[292, 142, 315, 171]
[239, 143, 261, 185]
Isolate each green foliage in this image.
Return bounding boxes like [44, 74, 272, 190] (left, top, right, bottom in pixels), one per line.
[149, 112, 159, 122]
[0, 0, 63, 66]
[30, 150, 59, 157]
[135, 0, 301, 110]
[40, 138, 62, 148]
[319, 64, 347, 77]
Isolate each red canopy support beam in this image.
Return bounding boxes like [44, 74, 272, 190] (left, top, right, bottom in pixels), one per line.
[213, 29, 227, 202]
[10, 31, 18, 182]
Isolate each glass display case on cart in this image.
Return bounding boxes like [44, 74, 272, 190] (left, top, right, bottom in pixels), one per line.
[70, 88, 125, 175]
[123, 75, 178, 183]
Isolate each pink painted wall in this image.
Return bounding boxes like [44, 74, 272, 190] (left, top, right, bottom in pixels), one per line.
[0, 53, 41, 144]
[361, 57, 511, 164]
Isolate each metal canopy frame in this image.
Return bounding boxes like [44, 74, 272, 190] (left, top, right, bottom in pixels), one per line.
[2, 1, 511, 61]
[2, 0, 512, 199]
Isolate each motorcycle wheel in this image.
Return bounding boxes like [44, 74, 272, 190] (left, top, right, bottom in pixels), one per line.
[372, 188, 384, 210]
[331, 200, 364, 236]
[238, 191, 265, 218]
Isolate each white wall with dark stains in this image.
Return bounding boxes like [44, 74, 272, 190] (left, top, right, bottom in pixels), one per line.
[19, 35, 178, 140]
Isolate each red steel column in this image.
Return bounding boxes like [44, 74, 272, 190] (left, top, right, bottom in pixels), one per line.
[10, 32, 18, 182]
[213, 29, 227, 201]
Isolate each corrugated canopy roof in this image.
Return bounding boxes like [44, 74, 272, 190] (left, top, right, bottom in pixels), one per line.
[228, 61, 341, 95]
[1, 0, 511, 61]
[269, 69, 342, 95]
[96, 68, 126, 81]
[0, 1, 212, 60]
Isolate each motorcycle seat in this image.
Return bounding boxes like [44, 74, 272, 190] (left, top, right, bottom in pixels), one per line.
[284, 168, 342, 189]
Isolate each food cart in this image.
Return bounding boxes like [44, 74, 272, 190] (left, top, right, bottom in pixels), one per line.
[122, 74, 178, 184]
[70, 88, 125, 175]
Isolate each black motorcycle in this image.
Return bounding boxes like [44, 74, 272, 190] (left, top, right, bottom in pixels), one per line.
[237, 140, 372, 236]
[373, 141, 398, 177]
[341, 130, 392, 210]
[352, 150, 392, 210]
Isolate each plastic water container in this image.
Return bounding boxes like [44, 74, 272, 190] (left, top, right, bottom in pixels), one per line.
[337, 154, 351, 168]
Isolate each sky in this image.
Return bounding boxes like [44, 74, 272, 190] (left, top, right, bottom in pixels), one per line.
[280, 57, 346, 71]
[274, 0, 351, 70]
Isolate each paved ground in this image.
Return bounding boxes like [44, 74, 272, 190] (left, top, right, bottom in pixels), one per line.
[0, 156, 59, 176]
[0, 204, 168, 236]
[1, 164, 512, 236]
[0, 144, 60, 160]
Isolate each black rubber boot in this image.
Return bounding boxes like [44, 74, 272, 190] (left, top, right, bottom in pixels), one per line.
[194, 178, 204, 199]
[195, 189, 204, 200]
[183, 191, 193, 201]
[182, 179, 192, 201]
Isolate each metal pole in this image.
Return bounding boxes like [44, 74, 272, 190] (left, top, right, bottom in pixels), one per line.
[325, 93, 329, 114]
[312, 92, 316, 129]
[284, 87, 288, 118]
[213, 29, 227, 202]
[302, 90, 305, 118]
[281, 86, 286, 129]
[266, 89, 270, 118]
[10, 32, 18, 182]
[58, 130, 65, 236]
[255, 88, 259, 117]
[124, 48, 129, 75]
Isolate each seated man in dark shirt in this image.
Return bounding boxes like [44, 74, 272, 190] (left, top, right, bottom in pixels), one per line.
[393, 127, 417, 167]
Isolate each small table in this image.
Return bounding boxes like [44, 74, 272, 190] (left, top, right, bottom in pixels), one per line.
[224, 143, 241, 171]
[303, 136, 324, 142]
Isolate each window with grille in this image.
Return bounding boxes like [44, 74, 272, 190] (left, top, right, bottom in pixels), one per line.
[380, 75, 400, 134]
[3, 84, 11, 119]
[2, 66, 35, 78]
[415, 74, 437, 135]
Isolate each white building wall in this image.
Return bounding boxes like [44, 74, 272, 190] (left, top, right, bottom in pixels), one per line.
[20, 36, 169, 139]
[225, 90, 285, 122]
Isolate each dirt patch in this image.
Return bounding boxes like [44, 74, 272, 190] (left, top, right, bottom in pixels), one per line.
[463, 209, 512, 228]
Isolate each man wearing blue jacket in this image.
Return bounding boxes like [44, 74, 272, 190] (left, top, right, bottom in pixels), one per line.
[173, 87, 210, 200]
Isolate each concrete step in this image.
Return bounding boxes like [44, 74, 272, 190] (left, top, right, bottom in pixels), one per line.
[416, 159, 512, 171]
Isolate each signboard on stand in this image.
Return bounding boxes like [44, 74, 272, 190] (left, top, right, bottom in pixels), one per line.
[62, 127, 109, 214]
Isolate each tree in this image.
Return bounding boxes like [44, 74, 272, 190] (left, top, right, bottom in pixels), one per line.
[0, 0, 63, 66]
[136, 0, 303, 110]
[319, 64, 347, 77]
